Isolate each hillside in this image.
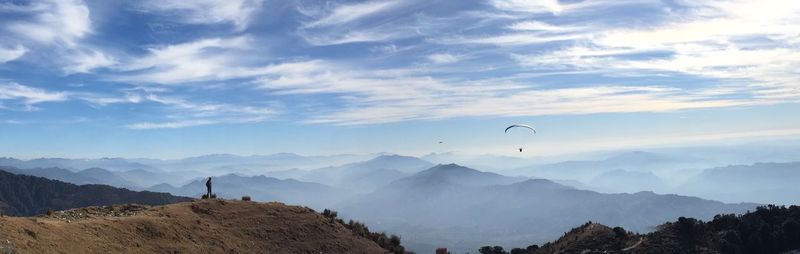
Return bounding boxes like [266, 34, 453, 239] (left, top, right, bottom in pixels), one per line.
[0, 200, 403, 254]
[492, 205, 800, 254]
[0, 169, 190, 216]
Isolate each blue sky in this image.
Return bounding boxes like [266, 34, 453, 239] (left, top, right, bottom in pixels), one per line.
[0, 0, 799, 159]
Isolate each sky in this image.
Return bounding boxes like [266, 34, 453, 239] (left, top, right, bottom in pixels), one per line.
[0, 0, 799, 159]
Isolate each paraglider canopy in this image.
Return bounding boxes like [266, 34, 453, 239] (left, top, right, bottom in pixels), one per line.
[504, 124, 536, 134]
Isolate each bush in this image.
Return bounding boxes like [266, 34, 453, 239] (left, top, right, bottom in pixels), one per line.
[241, 196, 251, 201]
[322, 209, 410, 254]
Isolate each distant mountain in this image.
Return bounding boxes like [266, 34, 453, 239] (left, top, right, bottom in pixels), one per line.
[135, 153, 376, 174]
[2, 166, 139, 189]
[0, 157, 159, 172]
[422, 152, 537, 171]
[677, 162, 800, 205]
[588, 169, 668, 193]
[358, 155, 436, 173]
[298, 155, 434, 192]
[337, 164, 756, 253]
[153, 174, 350, 209]
[1, 167, 98, 185]
[0, 169, 190, 216]
[498, 205, 800, 254]
[506, 151, 705, 182]
[392, 163, 525, 187]
[262, 168, 308, 180]
[77, 168, 139, 189]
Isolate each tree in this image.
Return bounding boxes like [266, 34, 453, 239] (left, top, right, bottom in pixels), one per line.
[479, 246, 507, 254]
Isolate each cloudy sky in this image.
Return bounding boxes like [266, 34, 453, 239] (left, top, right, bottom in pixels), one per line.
[1, 0, 799, 158]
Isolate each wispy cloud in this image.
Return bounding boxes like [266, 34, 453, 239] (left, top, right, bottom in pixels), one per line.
[296, 0, 416, 45]
[427, 54, 459, 64]
[0, 82, 67, 110]
[302, 0, 402, 28]
[489, 0, 562, 14]
[135, 0, 265, 31]
[252, 60, 752, 125]
[0, 44, 27, 63]
[62, 49, 116, 74]
[125, 119, 216, 130]
[122, 94, 274, 130]
[113, 36, 255, 84]
[4, 0, 91, 46]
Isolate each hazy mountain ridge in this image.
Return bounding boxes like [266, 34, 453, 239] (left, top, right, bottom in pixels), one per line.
[152, 174, 351, 209]
[337, 164, 757, 253]
[0, 169, 189, 216]
[677, 161, 800, 205]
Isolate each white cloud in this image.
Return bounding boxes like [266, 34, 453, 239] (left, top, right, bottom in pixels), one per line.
[114, 36, 255, 84]
[251, 60, 752, 125]
[0, 82, 67, 106]
[136, 0, 265, 31]
[63, 49, 116, 74]
[125, 120, 216, 130]
[427, 54, 459, 64]
[0, 45, 27, 63]
[126, 94, 274, 129]
[5, 0, 91, 46]
[505, 0, 800, 106]
[507, 21, 583, 32]
[440, 32, 589, 46]
[297, 0, 419, 45]
[489, 0, 562, 14]
[303, 0, 402, 28]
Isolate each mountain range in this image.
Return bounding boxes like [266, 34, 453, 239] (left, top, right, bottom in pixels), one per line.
[335, 164, 757, 253]
[3, 152, 795, 253]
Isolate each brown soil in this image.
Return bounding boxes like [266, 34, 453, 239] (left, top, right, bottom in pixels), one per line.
[0, 199, 387, 254]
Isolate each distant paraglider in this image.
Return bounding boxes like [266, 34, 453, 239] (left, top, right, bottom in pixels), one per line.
[505, 124, 536, 152]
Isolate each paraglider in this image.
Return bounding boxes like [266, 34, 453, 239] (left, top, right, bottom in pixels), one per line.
[505, 124, 536, 152]
[505, 124, 536, 134]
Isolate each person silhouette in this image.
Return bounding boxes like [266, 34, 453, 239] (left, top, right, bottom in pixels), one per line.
[205, 177, 212, 199]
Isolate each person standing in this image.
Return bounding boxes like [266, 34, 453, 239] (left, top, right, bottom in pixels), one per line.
[205, 177, 212, 199]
